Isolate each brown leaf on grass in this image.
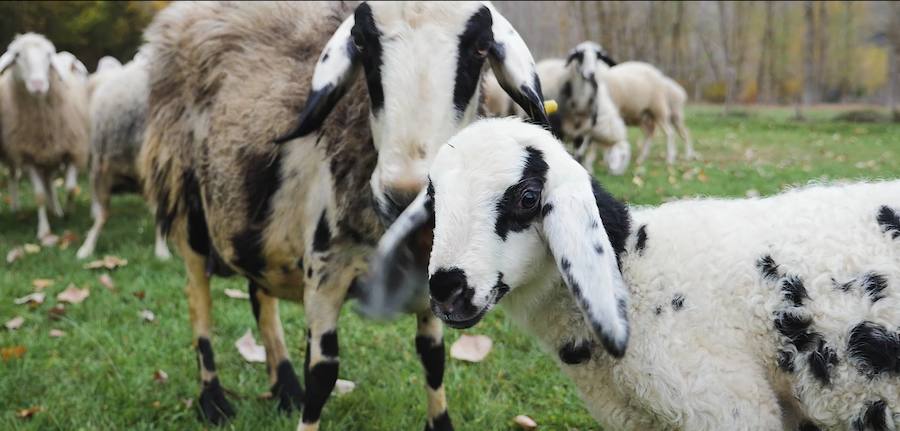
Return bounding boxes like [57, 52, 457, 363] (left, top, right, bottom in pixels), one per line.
[1, 345, 27, 361]
[49, 329, 66, 338]
[224, 288, 249, 299]
[23, 244, 41, 254]
[139, 309, 156, 323]
[132, 290, 146, 300]
[631, 176, 644, 188]
[32, 278, 54, 291]
[57, 284, 90, 304]
[48, 304, 66, 320]
[182, 398, 193, 409]
[333, 379, 356, 396]
[16, 406, 42, 419]
[257, 391, 274, 400]
[98, 274, 115, 290]
[513, 414, 537, 430]
[59, 230, 78, 250]
[40, 234, 59, 247]
[14, 292, 45, 305]
[153, 369, 168, 384]
[449, 334, 493, 363]
[697, 170, 709, 183]
[5, 316, 24, 330]
[151, 400, 161, 409]
[235, 329, 266, 363]
[83, 255, 128, 270]
[6, 247, 24, 263]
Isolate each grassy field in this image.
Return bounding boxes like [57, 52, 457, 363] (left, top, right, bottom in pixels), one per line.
[1, 105, 898, 430]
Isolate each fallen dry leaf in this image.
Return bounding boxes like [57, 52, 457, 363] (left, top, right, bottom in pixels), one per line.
[83, 255, 129, 270]
[631, 176, 644, 188]
[333, 379, 356, 396]
[16, 406, 42, 419]
[139, 309, 156, 323]
[5, 316, 24, 330]
[224, 288, 249, 299]
[2, 345, 27, 361]
[153, 369, 168, 384]
[23, 244, 40, 254]
[132, 290, 146, 300]
[40, 234, 59, 247]
[513, 414, 537, 430]
[6, 247, 24, 263]
[14, 292, 45, 305]
[49, 329, 65, 338]
[59, 230, 78, 250]
[235, 329, 266, 363]
[32, 278, 54, 291]
[182, 398, 193, 409]
[57, 284, 90, 304]
[98, 274, 115, 290]
[450, 334, 493, 363]
[48, 304, 66, 320]
[151, 400, 161, 409]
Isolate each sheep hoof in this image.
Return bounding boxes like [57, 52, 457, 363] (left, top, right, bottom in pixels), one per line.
[75, 245, 92, 260]
[154, 246, 172, 261]
[198, 378, 236, 425]
[271, 360, 304, 413]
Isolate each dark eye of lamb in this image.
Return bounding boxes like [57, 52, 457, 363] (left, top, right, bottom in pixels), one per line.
[519, 188, 540, 211]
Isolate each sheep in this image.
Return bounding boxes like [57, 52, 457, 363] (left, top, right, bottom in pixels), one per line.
[660, 74, 695, 161]
[370, 117, 900, 431]
[87, 55, 122, 99]
[140, 2, 548, 429]
[75, 56, 170, 260]
[482, 45, 630, 175]
[95, 56, 122, 73]
[0, 33, 89, 238]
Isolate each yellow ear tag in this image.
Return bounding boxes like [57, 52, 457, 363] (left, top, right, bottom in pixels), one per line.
[544, 99, 558, 115]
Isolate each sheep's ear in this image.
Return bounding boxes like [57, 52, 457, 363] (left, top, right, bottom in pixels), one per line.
[485, 5, 549, 128]
[357, 188, 434, 319]
[274, 13, 359, 143]
[596, 49, 617, 67]
[71, 58, 87, 76]
[542, 175, 629, 358]
[0, 51, 17, 75]
[565, 48, 583, 66]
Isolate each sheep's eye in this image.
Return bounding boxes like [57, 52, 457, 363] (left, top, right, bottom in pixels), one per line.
[519, 189, 539, 210]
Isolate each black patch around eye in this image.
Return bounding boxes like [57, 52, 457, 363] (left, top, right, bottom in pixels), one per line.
[877, 205, 900, 239]
[494, 146, 548, 240]
[353, 3, 385, 112]
[452, 6, 492, 116]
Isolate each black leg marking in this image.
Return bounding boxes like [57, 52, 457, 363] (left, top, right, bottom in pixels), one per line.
[248, 282, 261, 323]
[415, 336, 446, 390]
[634, 224, 648, 255]
[877, 206, 900, 239]
[558, 340, 592, 365]
[198, 377, 235, 425]
[852, 400, 890, 431]
[808, 338, 839, 385]
[425, 410, 454, 431]
[302, 361, 339, 424]
[272, 360, 304, 413]
[848, 321, 900, 377]
[671, 294, 685, 311]
[320, 330, 339, 357]
[197, 337, 216, 372]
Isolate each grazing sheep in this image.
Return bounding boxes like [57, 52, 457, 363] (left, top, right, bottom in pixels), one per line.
[141, 2, 547, 429]
[0, 33, 89, 238]
[76, 56, 170, 260]
[372, 117, 900, 431]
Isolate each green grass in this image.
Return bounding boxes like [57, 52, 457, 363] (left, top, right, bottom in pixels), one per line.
[1, 105, 898, 430]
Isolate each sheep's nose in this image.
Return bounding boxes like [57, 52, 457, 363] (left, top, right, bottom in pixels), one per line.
[27, 79, 48, 94]
[429, 268, 467, 312]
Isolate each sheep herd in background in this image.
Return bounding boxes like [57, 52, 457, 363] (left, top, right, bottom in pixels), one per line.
[1, 2, 898, 431]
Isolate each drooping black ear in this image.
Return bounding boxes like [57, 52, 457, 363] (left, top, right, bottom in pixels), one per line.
[565, 49, 584, 66]
[274, 12, 360, 144]
[483, 4, 549, 128]
[596, 49, 617, 67]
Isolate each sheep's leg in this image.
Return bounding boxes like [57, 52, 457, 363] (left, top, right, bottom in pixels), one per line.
[27, 166, 51, 239]
[298, 273, 347, 431]
[249, 281, 304, 413]
[45, 170, 63, 218]
[582, 140, 599, 174]
[182, 246, 235, 424]
[64, 162, 78, 213]
[154, 225, 172, 260]
[675, 117, 696, 160]
[416, 311, 453, 431]
[76, 166, 111, 259]
[635, 118, 656, 165]
[8, 167, 20, 212]
[659, 119, 677, 165]
[572, 136, 588, 164]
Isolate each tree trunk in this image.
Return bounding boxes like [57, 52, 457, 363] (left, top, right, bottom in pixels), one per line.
[887, 1, 900, 118]
[671, 1, 684, 78]
[815, 1, 828, 101]
[717, 1, 734, 113]
[756, 1, 774, 103]
[798, 0, 815, 119]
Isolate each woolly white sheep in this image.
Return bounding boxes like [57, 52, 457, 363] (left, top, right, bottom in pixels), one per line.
[76, 56, 170, 260]
[0, 33, 89, 238]
[373, 117, 900, 431]
[87, 55, 122, 99]
[140, 2, 548, 429]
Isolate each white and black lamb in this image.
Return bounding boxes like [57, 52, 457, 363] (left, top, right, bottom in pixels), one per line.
[373, 117, 900, 431]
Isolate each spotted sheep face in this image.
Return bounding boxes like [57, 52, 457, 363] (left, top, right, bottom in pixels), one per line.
[277, 1, 550, 223]
[377, 118, 631, 356]
[563, 41, 616, 118]
[0, 33, 59, 96]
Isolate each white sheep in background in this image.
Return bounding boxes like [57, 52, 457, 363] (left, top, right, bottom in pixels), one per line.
[372, 117, 900, 431]
[53, 51, 88, 85]
[0, 33, 89, 238]
[95, 56, 122, 73]
[87, 55, 122, 99]
[76, 56, 170, 260]
[140, 2, 548, 429]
